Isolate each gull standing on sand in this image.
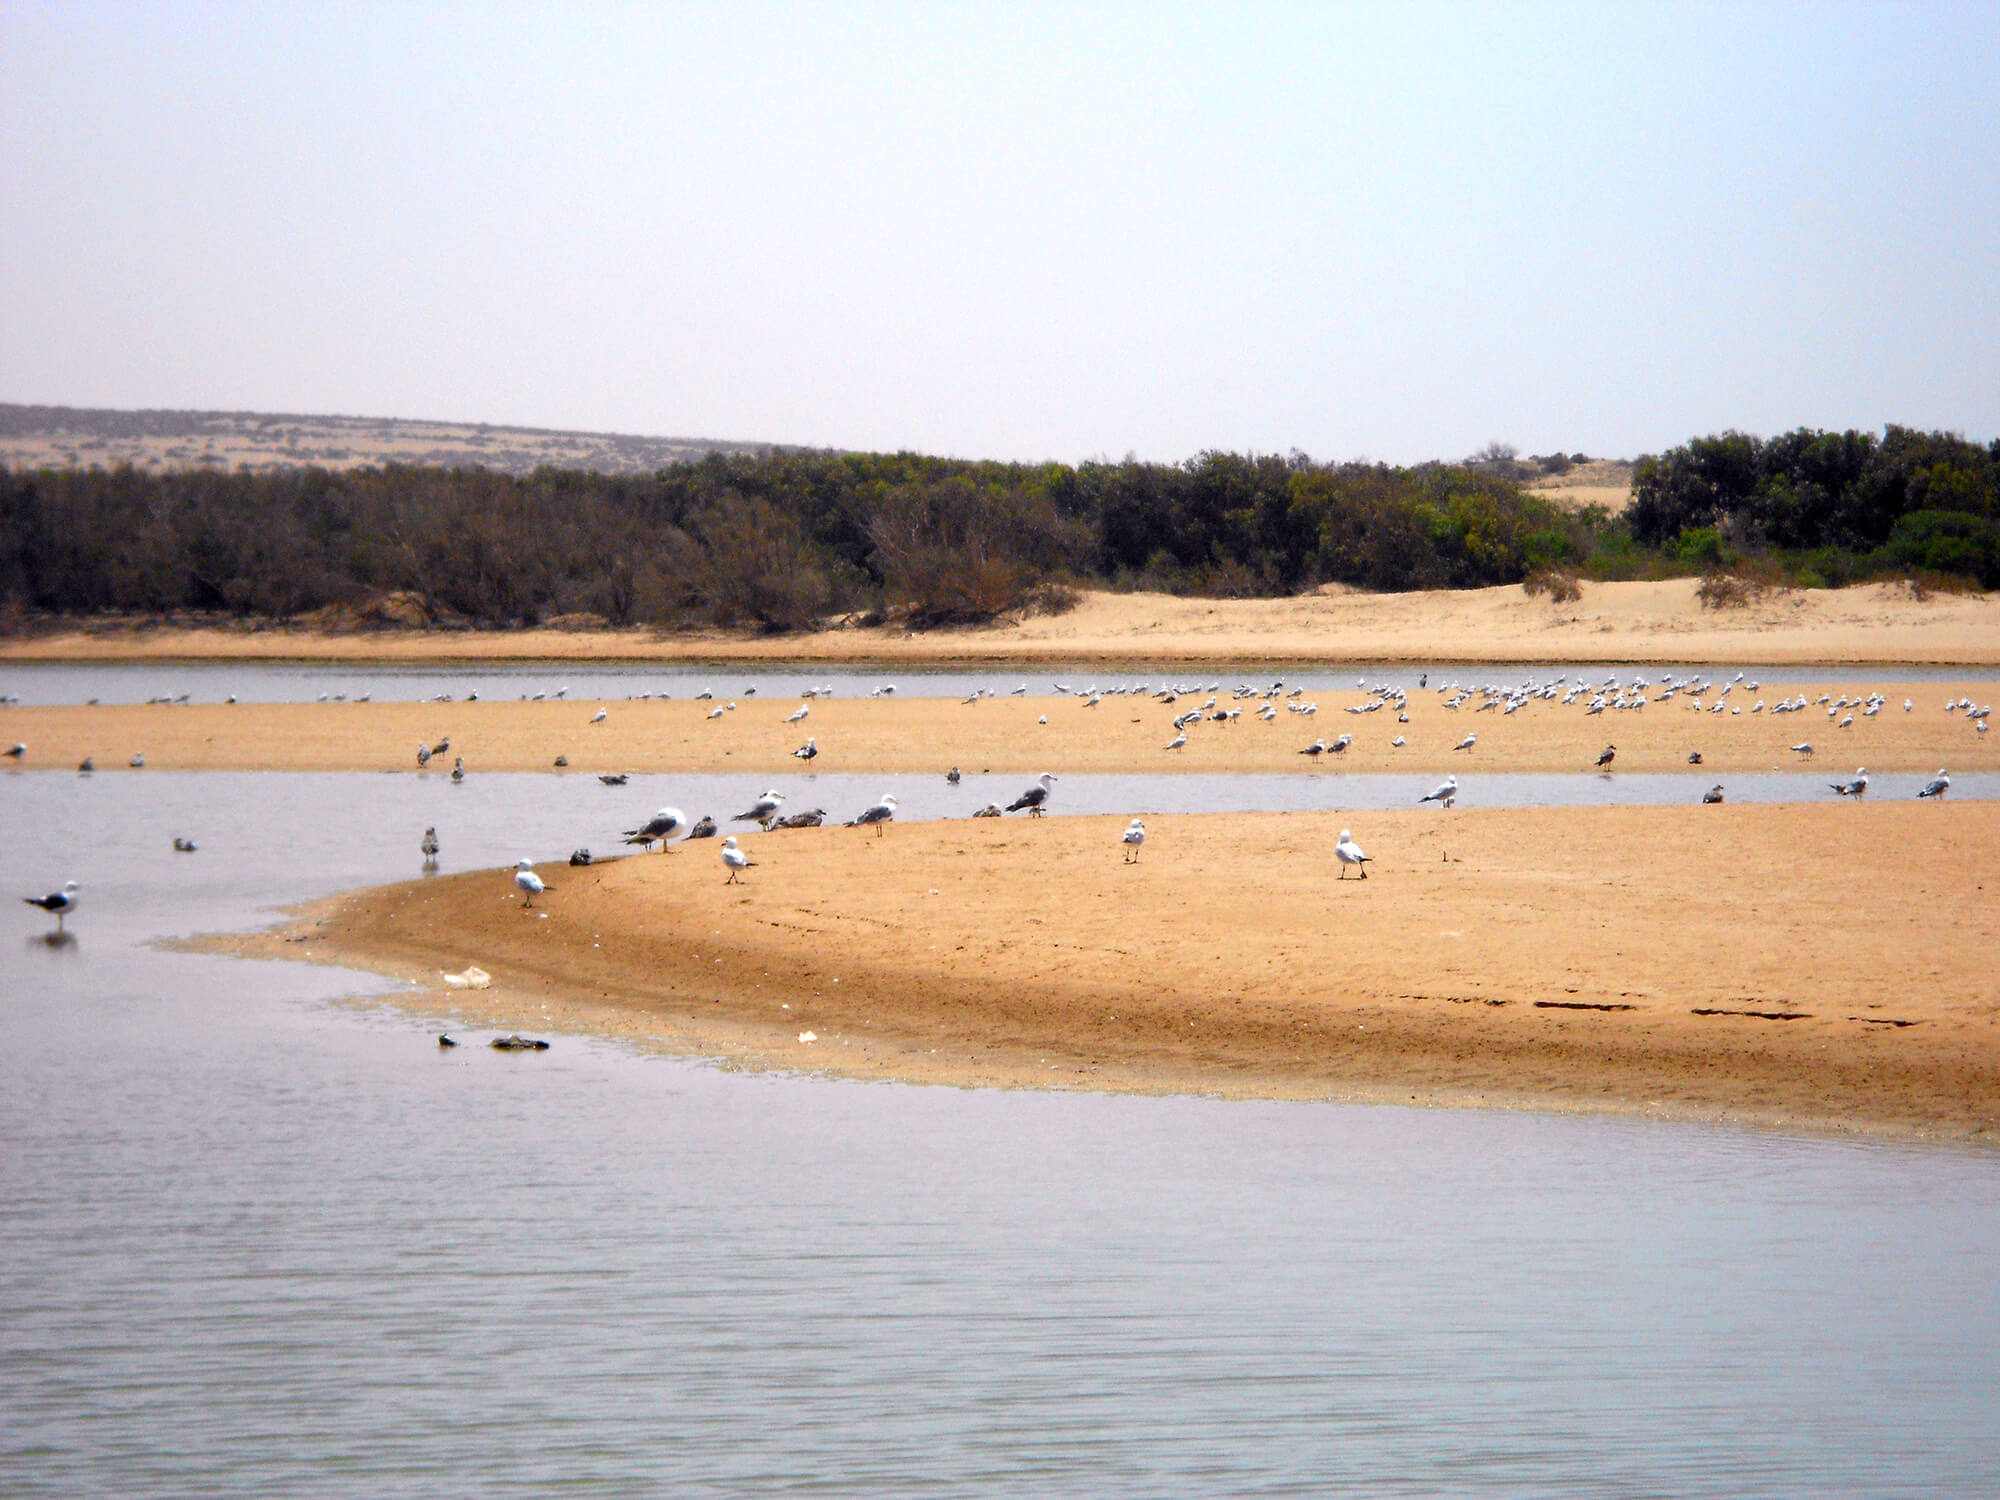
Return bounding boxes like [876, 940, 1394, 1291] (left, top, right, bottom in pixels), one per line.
[23, 881, 79, 931]
[1163, 731, 1188, 752]
[1122, 818, 1146, 862]
[589, 707, 608, 724]
[1007, 773, 1057, 817]
[721, 836, 755, 883]
[1335, 829, 1371, 878]
[4, 743, 25, 760]
[1791, 742, 1814, 758]
[1594, 744, 1616, 771]
[685, 815, 719, 839]
[624, 806, 689, 850]
[1420, 776, 1458, 807]
[785, 703, 810, 724]
[733, 790, 785, 823]
[514, 860, 548, 909]
[1917, 769, 1951, 799]
[1452, 733, 1477, 753]
[852, 792, 897, 835]
[793, 737, 818, 762]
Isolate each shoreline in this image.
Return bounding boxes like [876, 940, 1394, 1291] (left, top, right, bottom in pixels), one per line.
[206, 803, 2000, 1146]
[6, 579, 1999, 668]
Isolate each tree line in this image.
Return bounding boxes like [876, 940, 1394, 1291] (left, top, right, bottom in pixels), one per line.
[1, 427, 1991, 631]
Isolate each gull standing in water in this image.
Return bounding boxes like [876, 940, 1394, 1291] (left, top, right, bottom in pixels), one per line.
[721, 836, 755, 883]
[946, 766, 961, 785]
[421, 827, 440, 863]
[1702, 785, 1725, 804]
[1829, 767, 1869, 799]
[23, 881, 79, 931]
[733, 790, 784, 823]
[1122, 818, 1145, 862]
[624, 806, 689, 851]
[1917, 769, 1951, 799]
[852, 793, 897, 835]
[1334, 829, 1371, 879]
[1007, 772, 1057, 816]
[514, 860, 548, 909]
[1420, 776, 1458, 807]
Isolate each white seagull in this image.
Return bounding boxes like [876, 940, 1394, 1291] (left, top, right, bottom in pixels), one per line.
[1420, 776, 1458, 807]
[624, 806, 689, 850]
[733, 789, 785, 823]
[23, 880, 79, 931]
[1791, 742, 1814, 758]
[1452, 733, 1477, 753]
[514, 860, 548, 909]
[1917, 769, 1951, 799]
[1335, 829, 1371, 879]
[590, 707, 608, 724]
[721, 836, 755, 883]
[785, 704, 810, 724]
[1122, 818, 1146, 862]
[852, 792, 898, 835]
[1006, 772, 1057, 816]
[1163, 732, 1188, 752]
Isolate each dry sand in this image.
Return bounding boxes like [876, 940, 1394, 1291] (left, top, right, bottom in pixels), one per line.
[219, 803, 2000, 1144]
[9, 679, 1994, 775]
[7, 579, 1998, 666]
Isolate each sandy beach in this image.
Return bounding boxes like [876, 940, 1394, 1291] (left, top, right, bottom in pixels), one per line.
[220, 801, 2000, 1143]
[6, 578, 1999, 666]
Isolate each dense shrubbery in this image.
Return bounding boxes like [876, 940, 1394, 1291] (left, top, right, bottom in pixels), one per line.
[0, 427, 1989, 630]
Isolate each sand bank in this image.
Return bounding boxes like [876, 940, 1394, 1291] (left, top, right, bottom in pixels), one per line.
[6, 579, 1997, 666]
[8, 680, 1994, 775]
[223, 803, 2000, 1143]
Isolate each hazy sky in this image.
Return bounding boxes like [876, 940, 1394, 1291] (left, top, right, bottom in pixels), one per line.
[3, 2, 1995, 463]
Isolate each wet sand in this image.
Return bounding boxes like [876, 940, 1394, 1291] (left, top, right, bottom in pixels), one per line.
[7, 579, 1999, 666]
[222, 803, 2000, 1143]
[8, 681, 1994, 775]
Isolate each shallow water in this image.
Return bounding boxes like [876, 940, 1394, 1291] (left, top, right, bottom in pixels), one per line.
[5, 771, 1999, 1494]
[4, 657, 1990, 705]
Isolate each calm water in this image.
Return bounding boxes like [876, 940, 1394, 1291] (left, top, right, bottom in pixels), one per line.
[5, 771, 1999, 1494]
[4, 658, 1991, 705]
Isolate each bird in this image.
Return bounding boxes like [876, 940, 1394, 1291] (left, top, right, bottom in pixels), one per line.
[706, 706, 724, 720]
[1329, 734, 1352, 754]
[1390, 736, 1406, 748]
[1829, 767, 1869, 799]
[772, 808, 827, 829]
[1164, 732, 1187, 751]
[1687, 751, 1703, 765]
[685, 815, 719, 840]
[1791, 743, 1815, 758]
[514, 860, 548, 908]
[421, 827, 440, 862]
[793, 737, 818, 762]
[598, 773, 628, 786]
[1420, 776, 1458, 807]
[173, 837, 197, 853]
[4, 743, 24, 760]
[971, 802, 1003, 817]
[129, 753, 146, 769]
[23, 881, 79, 931]
[785, 703, 810, 724]
[1702, 785, 1725, 804]
[1452, 733, 1477, 752]
[1300, 739, 1326, 757]
[1334, 829, 1371, 879]
[449, 757, 465, 784]
[733, 790, 784, 823]
[624, 807, 689, 851]
[432, 737, 450, 756]
[553, 756, 569, 768]
[569, 849, 593, 866]
[1007, 772, 1057, 816]
[1917, 769, 1951, 799]
[721, 836, 755, 883]
[1122, 818, 1145, 862]
[852, 792, 897, 835]
[946, 766, 962, 785]
[589, 707, 608, 725]
[77, 756, 94, 773]
[1594, 744, 1616, 771]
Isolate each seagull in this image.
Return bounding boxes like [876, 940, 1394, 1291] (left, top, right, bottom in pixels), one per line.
[77, 756, 94, 773]
[1702, 784, 1725, 804]
[432, 737, 450, 756]
[685, 815, 719, 840]
[1687, 751, 1703, 765]
[1330, 734, 1352, 754]
[972, 802, 1003, 817]
[1335, 829, 1371, 879]
[793, 737, 818, 762]
[450, 757, 465, 784]
[1791, 743, 1814, 758]
[173, 837, 197, 853]
[1007, 772, 1057, 816]
[1917, 769, 1951, 800]
[598, 772, 628, 785]
[1829, 768, 1868, 799]
[785, 704, 810, 724]
[23, 880, 79, 931]
[946, 766, 962, 785]
[852, 792, 898, 835]
[772, 808, 827, 829]
[1420, 776, 1458, 807]
[1451, 733, 1476, 753]
[129, 753, 146, 769]
[1122, 818, 1146, 862]
[421, 827, 439, 861]
[570, 849, 593, 866]
[1164, 732, 1187, 751]
[589, 707, 608, 724]
[1300, 738, 1326, 757]
[624, 806, 689, 851]
[1390, 736, 1406, 748]
[513, 860, 547, 908]
[721, 836, 755, 883]
[1594, 744, 1616, 771]
[4, 743, 24, 760]
[706, 706, 725, 720]
[732, 790, 784, 823]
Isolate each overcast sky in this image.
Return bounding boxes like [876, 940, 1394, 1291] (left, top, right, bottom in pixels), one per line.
[2, 2, 1995, 464]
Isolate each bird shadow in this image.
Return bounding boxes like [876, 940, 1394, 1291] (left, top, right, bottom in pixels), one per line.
[27, 931, 78, 953]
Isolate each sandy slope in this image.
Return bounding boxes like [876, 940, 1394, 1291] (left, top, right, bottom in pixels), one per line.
[220, 803, 2000, 1143]
[6, 579, 1997, 666]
